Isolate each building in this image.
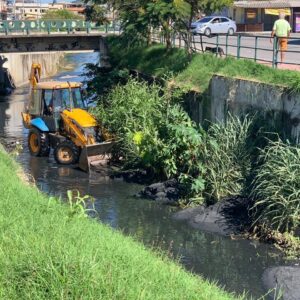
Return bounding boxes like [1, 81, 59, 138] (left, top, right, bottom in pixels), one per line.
[0, 0, 7, 19]
[13, 1, 85, 20]
[64, 2, 85, 16]
[14, 2, 49, 19]
[230, 0, 300, 32]
[0, 0, 13, 20]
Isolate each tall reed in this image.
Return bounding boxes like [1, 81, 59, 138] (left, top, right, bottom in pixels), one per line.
[251, 140, 300, 232]
[200, 116, 253, 204]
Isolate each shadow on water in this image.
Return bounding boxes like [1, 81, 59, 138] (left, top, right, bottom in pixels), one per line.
[0, 52, 289, 298]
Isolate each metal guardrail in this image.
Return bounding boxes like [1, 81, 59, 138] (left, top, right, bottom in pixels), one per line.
[152, 32, 300, 69]
[0, 19, 120, 35]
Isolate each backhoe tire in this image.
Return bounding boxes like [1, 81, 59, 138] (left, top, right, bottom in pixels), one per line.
[54, 140, 80, 165]
[28, 128, 50, 157]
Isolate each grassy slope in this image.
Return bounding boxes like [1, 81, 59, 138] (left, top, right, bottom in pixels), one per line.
[0, 147, 238, 300]
[108, 36, 300, 92]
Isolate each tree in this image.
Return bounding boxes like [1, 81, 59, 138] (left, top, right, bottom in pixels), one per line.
[89, 0, 233, 50]
[173, 0, 233, 50]
[42, 9, 84, 20]
[85, 5, 108, 25]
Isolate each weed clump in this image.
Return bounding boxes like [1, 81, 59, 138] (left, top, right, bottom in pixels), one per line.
[251, 140, 300, 233]
[201, 116, 252, 204]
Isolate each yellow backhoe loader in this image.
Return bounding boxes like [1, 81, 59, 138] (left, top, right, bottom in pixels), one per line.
[22, 63, 114, 172]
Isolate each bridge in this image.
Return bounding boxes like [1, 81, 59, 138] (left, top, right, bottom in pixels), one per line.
[0, 33, 107, 53]
[0, 20, 117, 88]
[0, 20, 117, 53]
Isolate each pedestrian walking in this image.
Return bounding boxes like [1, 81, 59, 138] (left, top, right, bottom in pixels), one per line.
[270, 12, 291, 63]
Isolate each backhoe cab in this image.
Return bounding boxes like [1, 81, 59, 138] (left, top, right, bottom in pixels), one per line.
[22, 63, 114, 172]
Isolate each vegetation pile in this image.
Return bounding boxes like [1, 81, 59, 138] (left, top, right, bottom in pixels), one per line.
[0, 146, 239, 299]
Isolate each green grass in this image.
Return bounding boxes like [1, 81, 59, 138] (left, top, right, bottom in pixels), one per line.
[0, 146, 239, 299]
[108, 37, 191, 78]
[107, 36, 300, 92]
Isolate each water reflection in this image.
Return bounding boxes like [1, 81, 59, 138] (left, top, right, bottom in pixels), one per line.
[0, 88, 27, 140]
[0, 52, 289, 298]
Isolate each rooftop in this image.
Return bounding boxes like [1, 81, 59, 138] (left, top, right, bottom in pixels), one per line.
[234, 0, 300, 8]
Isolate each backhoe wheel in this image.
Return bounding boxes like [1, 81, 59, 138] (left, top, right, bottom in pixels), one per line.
[28, 128, 50, 157]
[54, 140, 80, 165]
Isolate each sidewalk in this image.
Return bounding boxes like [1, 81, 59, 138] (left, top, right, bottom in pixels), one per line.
[238, 31, 300, 38]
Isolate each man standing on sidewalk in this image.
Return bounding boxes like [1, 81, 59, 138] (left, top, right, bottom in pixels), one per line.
[271, 12, 292, 63]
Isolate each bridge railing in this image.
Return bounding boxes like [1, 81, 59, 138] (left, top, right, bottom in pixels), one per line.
[0, 20, 120, 35]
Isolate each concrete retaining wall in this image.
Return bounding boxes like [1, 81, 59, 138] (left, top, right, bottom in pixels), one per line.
[2, 52, 64, 87]
[185, 75, 300, 143]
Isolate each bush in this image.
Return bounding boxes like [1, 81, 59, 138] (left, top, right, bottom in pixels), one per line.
[93, 79, 207, 199]
[84, 63, 131, 100]
[94, 80, 259, 205]
[251, 140, 300, 232]
[93, 79, 166, 168]
[42, 9, 83, 20]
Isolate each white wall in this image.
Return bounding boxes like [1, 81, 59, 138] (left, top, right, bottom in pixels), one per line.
[3, 52, 64, 87]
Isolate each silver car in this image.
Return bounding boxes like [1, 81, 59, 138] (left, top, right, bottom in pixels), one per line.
[191, 16, 237, 36]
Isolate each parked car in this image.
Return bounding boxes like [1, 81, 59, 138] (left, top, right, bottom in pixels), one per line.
[190, 16, 237, 36]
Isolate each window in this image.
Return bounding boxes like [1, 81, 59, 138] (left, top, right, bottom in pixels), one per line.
[35, 9, 37, 12]
[53, 89, 71, 112]
[197, 17, 213, 23]
[212, 18, 221, 24]
[72, 88, 85, 109]
[245, 8, 258, 24]
[221, 18, 229, 23]
[42, 90, 53, 115]
[43, 90, 52, 106]
[28, 89, 42, 115]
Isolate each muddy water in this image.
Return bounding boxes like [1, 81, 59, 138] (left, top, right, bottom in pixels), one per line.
[0, 52, 288, 298]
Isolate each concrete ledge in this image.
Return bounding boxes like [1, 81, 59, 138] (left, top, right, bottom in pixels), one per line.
[185, 75, 300, 143]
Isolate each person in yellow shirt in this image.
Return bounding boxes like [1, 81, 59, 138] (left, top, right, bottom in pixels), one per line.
[271, 12, 292, 63]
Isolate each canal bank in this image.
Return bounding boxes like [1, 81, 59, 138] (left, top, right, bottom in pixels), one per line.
[0, 52, 296, 299]
[103, 36, 300, 143]
[0, 145, 238, 300]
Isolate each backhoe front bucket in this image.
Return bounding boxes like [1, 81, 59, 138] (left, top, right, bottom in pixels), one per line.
[79, 141, 115, 172]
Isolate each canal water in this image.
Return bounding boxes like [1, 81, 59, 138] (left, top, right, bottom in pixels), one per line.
[0, 52, 289, 298]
